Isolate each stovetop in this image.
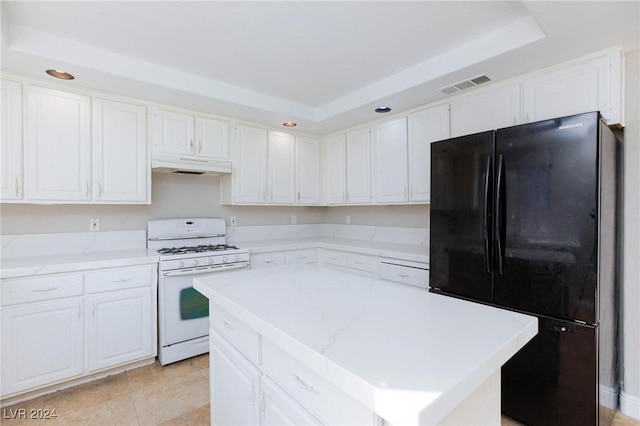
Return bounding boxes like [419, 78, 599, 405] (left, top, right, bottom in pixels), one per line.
[157, 244, 240, 256]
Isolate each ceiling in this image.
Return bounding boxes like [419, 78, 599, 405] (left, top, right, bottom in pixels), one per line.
[1, 1, 638, 135]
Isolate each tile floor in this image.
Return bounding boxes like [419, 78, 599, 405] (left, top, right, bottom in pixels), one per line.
[2, 353, 639, 426]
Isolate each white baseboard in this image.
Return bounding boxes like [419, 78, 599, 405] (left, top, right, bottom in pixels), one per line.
[600, 383, 620, 409]
[620, 390, 640, 420]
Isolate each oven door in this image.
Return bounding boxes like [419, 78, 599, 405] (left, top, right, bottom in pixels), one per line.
[159, 263, 249, 347]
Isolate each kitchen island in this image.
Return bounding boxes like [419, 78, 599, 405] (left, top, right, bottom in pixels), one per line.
[194, 264, 537, 425]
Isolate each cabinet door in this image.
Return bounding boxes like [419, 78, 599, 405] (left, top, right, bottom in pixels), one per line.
[450, 83, 520, 137]
[211, 331, 261, 426]
[323, 134, 347, 205]
[1, 298, 84, 396]
[1, 79, 23, 200]
[87, 287, 153, 372]
[296, 136, 321, 204]
[93, 98, 148, 203]
[523, 54, 615, 124]
[268, 131, 296, 204]
[346, 127, 371, 204]
[25, 86, 91, 201]
[261, 377, 322, 426]
[408, 104, 450, 202]
[371, 117, 408, 203]
[153, 109, 194, 156]
[196, 117, 229, 159]
[234, 125, 268, 203]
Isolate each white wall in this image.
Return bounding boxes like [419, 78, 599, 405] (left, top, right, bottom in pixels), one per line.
[621, 48, 640, 417]
[0, 173, 326, 234]
[323, 205, 429, 228]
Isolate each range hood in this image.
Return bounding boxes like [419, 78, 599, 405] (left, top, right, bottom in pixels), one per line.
[152, 154, 232, 176]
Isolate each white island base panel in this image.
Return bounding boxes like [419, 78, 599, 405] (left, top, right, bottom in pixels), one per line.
[194, 265, 537, 426]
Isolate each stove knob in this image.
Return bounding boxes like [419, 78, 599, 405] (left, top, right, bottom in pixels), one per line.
[208, 258, 214, 265]
[178, 260, 183, 268]
[192, 259, 198, 267]
[235, 255, 239, 262]
[222, 256, 227, 263]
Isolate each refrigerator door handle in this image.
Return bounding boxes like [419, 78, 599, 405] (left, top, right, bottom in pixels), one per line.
[483, 156, 492, 273]
[495, 154, 505, 275]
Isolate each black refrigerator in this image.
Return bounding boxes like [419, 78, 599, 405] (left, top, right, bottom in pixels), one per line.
[429, 112, 619, 426]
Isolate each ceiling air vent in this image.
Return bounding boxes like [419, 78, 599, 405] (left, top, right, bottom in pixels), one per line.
[438, 74, 492, 95]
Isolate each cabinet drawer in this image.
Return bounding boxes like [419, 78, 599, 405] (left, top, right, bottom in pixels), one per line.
[347, 253, 375, 273]
[262, 340, 374, 426]
[2, 274, 83, 306]
[379, 261, 429, 289]
[286, 249, 317, 265]
[211, 306, 260, 365]
[251, 252, 286, 269]
[322, 250, 346, 267]
[86, 265, 154, 294]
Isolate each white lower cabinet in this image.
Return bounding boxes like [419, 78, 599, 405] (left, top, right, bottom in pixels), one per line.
[321, 249, 376, 276]
[87, 287, 153, 372]
[251, 252, 287, 269]
[210, 306, 375, 426]
[211, 331, 261, 426]
[1, 297, 84, 396]
[251, 249, 318, 269]
[261, 376, 321, 426]
[0, 264, 157, 398]
[285, 249, 317, 265]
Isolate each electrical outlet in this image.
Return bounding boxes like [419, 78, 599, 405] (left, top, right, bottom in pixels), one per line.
[90, 218, 99, 232]
[291, 215, 297, 224]
[230, 216, 237, 226]
[346, 215, 351, 224]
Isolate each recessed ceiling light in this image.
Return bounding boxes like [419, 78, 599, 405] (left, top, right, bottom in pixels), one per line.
[375, 107, 391, 113]
[46, 69, 75, 80]
[283, 121, 297, 128]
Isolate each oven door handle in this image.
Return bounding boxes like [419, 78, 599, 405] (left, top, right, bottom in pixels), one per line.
[162, 263, 249, 277]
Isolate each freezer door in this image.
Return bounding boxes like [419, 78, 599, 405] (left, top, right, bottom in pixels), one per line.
[501, 317, 598, 426]
[430, 131, 495, 302]
[494, 112, 598, 323]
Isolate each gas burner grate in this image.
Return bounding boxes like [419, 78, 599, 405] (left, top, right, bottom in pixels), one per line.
[157, 244, 239, 255]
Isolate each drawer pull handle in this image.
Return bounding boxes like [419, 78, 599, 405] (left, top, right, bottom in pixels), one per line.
[113, 277, 131, 283]
[264, 260, 274, 264]
[293, 374, 318, 394]
[297, 256, 308, 260]
[398, 274, 409, 278]
[33, 286, 58, 292]
[223, 321, 235, 330]
[355, 261, 365, 265]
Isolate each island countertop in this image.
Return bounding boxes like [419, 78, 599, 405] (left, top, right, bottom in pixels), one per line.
[194, 264, 537, 425]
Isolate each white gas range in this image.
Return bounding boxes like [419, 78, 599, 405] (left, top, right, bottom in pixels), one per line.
[148, 218, 249, 365]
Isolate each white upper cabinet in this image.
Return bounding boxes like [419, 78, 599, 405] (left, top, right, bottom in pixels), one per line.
[1, 79, 23, 201]
[233, 124, 268, 204]
[153, 109, 194, 156]
[323, 134, 347, 205]
[92, 98, 148, 203]
[450, 83, 520, 137]
[371, 117, 408, 203]
[345, 127, 371, 204]
[268, 131, 296, 204]
[296, 136, 321, 205]
[25, 85, 92, 202]
[223, 126, 320, 206]
[153, 109, 230, 159]
[408, 104, 450, 203]
[522, 51, 622, 125]
[196, 117, 230, 159]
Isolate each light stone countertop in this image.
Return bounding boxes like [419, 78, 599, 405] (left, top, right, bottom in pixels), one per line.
[0, 249, 159, 279]
[238, 237, 429, 264]
[194, 264, 537, 425]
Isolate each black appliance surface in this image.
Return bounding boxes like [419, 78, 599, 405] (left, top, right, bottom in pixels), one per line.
[429, 111, 618, 426]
